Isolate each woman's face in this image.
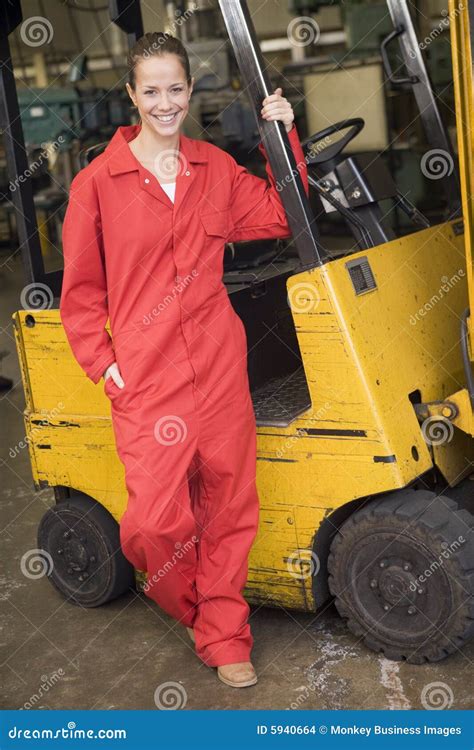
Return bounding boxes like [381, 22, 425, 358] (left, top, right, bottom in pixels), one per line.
[126, 53, 193, 137]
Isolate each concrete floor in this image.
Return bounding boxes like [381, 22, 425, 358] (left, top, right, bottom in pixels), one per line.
[1, 251, 473, 711]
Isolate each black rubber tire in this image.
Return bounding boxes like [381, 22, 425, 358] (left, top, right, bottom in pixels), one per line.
[327, 490, 474, 663]
[37, 493, 135, 607]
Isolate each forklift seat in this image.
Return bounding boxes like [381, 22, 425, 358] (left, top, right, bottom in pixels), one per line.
[79, 141, 108, 169]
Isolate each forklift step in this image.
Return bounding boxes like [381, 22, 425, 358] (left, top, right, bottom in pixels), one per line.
[251, 368, 311, 427]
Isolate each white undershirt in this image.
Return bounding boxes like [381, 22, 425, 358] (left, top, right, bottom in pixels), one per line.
[160, 181, 176, 203]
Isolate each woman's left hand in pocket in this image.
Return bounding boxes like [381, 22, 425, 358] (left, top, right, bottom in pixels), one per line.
[104, 361, 125, 389]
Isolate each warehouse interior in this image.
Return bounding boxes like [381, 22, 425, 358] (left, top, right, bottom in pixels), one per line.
[1, 0, 473, 711]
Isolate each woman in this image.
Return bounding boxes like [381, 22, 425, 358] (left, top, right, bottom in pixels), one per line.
[60, 32, 309, 689]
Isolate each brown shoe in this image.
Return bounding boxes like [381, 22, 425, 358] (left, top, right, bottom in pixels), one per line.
[186, 627, 195, 644]
[217, 661, 258, 688]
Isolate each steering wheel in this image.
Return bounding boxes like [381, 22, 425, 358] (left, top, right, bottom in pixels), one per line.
[301, 118, 365, 166]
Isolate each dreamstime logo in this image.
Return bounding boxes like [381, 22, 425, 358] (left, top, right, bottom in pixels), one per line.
[289, 677, 320, 709]
[142, 10, 196, 60]
[409, 536, 465, 592]
[20, 16, 54, 46]
[305, 136, 332, 161]
[410, 4, 465, 57]
[276, 405, 331, 460]
[153, 150, 189, 182]
[9, 137, 65, 193]
[142, 269, 198, 326]
[276, 427, 306, 460]
[287, 16, 320, 47]
[20, 549, 53, 580]
[276, 137, 331, 192]
[287, 282, 320, 313]
[154, 415, 187, 445]
[420, 149, 454, 180]
[20, 282, 54, 310]
[287, 549, 320, 580]
[409, 269, 465, 325]
[421, 681, 454, 710]
[10, 402, 65, 459]
[20, 670, 65, 710]
[143, 536, 198, 593]
[154, 681, 187, 710]
[421, 416, 454, 446]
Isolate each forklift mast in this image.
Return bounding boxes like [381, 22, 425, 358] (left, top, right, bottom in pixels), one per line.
[217, 0, 324, 269]
[449, 0, 474, 345]
[382, 0, 462, 216]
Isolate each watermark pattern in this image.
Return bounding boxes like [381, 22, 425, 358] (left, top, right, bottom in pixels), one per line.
[20, 549, 54, 580]
[142, 270, 198, 326]
[420, 149, 454, 180]
[289, 677, 320, 709]
[421, 681, 454, 710]
[20, 16, 53, 47]
[275, 137, 331, 193]
[421, 416, 454, 446]
[10, 403, 65, 459]
[154, 681, 187, 710]
[287, 282, 320, 313]
[154, 416, 188, 445]
[287, 548, 320, 580]
[20, 670, 65, 710]
[409, 535, 465, 592]
[142, 9, 197, 59]
[276, 404, 332, 460]
[153, 150, 189, 182]
[9, 137, 65, 193]
[20, 282, 54, 311]
[143, 536, 198, 593]
[287, 16, 321, 47]
[276, 427, 306, 460]
[409, 270, 465, 325]
[409, 3, 465, 57]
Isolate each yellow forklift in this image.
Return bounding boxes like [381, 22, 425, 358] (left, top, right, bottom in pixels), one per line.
[5, 0, 473, 663]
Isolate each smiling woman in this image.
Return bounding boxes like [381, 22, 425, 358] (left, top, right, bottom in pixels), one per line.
[59, 30, 308, 691]
[125, 34, 193, 162]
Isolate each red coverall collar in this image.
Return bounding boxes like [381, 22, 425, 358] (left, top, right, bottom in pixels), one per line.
[105, 124, 208, 177]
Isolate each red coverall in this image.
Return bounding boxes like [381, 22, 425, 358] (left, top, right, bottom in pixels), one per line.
[60, 122, 309, 667]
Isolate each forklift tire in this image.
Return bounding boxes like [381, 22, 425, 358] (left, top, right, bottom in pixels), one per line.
[37, 493, 135, 607]
[327, 490, 474, 663]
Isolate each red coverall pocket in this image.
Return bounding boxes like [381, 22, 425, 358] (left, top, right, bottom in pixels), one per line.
[103, 374, 117, 396]
[199, 209, 229, 239]
[103, 375, 125, 405]
[200, 209, 230, 293]
[103, 374, 140, 415]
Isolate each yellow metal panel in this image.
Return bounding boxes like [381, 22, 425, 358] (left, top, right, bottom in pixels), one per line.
[449, 387, 474, 434]
[24, 412, 126, 523]
[432, 423, 474, 487]
[244, 505, 303, 608]
[449, 0, 474, 344]
[12, 310, 114, 418]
